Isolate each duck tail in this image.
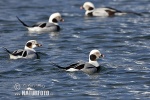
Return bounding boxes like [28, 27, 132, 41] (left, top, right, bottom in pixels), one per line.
[3, 47, 12, 54]
[121, 11, 142, 16]
[16, 16, 29, 27]
[51, 62, 67, 69]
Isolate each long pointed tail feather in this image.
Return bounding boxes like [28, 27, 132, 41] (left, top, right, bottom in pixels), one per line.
[16, 16, 29, 27]
[120, 11, 142, 16]
[126, 11, 142, 16]
[3, 47, 12, 54]
[51, 62, 67, 69]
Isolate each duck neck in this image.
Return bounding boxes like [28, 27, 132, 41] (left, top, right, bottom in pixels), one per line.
[24, 46, 36, 52]
[89, 59, 99, 67]
[86, 10, 93, 16]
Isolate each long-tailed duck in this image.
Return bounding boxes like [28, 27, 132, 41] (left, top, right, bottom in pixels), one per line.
[3, 40, 42, 59]
[80, 2, 141, 17]
[52, 49, 104, 74]
[17, 12, 64, 32]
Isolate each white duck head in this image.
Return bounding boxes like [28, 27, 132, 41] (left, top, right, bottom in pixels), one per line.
[49, 12, 64, 25]
[88, 49, 104, 67]
[80, 2, 95, 11]
[24, 40, 42, 51]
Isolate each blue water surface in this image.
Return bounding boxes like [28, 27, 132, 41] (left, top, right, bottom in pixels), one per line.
[0, 0, 150, 100]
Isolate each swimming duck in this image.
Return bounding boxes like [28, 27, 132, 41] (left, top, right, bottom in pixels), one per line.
[80, 2, 141, 17]
[17, 12, 64, 32]
[53, 49, 104, 74]
[3, 40, 42, 59]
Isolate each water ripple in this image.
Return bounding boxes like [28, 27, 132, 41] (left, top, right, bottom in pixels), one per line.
[0, 0, 150, 100]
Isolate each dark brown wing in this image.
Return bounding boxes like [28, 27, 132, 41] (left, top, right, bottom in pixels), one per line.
[12, 49, 24, 56]
[105, 10, 116, 16]
[74, 64, 85, 70]
[39, 23, 46, 28]
[52, 62, 84, 70]
[65, 63, 81, 70]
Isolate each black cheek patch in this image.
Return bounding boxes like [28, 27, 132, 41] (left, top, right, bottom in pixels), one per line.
[88, 7, 94, 10]
[90, 54, 97, 61]
[26, 42, 32, 48]
[52, 18, 58, 23]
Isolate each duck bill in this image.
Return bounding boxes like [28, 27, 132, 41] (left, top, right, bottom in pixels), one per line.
[36, 44, 42, 47]
[100, 54, 104, 58]
[80, 6, 83, 9]
[60, 18, 64, 22]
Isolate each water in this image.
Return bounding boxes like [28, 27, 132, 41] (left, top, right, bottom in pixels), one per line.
[0, 0, 150, 100]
